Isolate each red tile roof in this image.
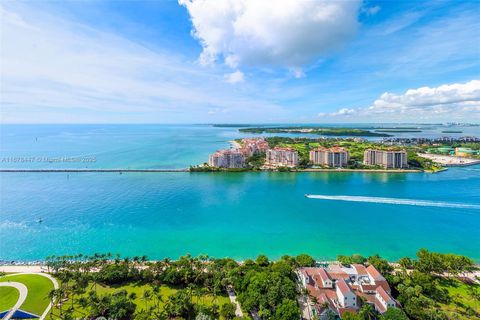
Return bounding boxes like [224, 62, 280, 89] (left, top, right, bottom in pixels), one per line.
[367, 265, 385, 281]
[311, 146, 348, 153]
[328, 271, 349, 280]
[352, 264, 368, 275]
[337, 278, 353, 295]
[376, 286, 393, 303]
[318, 268, 331, 282]
[376, 280, 392, 294]
[272, 147, 296, 152]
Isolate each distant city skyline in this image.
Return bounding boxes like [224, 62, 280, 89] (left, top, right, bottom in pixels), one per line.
[1, 0, 479, 124]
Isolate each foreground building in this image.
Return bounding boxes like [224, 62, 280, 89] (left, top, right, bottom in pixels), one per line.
[298, 264, 398, 318]
[363, 149, 408, 168]
[310, 147, 349, 167]
[208, 149, 245, 168]
[266, 147, 298, 167]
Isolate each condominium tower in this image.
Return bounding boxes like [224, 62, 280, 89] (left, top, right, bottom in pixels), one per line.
[208, 149, 245, 168]
[266, 147, 298, 167]
[309, 147, 349, 167]
[363, 149, 407, 168]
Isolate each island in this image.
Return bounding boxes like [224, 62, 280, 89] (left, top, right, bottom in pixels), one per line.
[238, 126, 392, 137]
[192, 136, 480, 173]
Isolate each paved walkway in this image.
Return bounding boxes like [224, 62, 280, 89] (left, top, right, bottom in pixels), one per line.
[1, 272, 59, 320]
[0, 282, 28, 320]
[226, 286, 243, 317]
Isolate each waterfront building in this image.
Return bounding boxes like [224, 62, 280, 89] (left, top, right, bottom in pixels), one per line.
[208, 149, 245, 168]
[336, 278, 357, 308]
[241, 138, 269, 156]
[266, 147, 298, 167]
[310, 147, 349, 167]
[363, 149, 408, 168]
[298, 264, 398, 318]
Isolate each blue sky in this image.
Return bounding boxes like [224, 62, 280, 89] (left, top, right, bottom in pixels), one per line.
[1, 0, 479, 123]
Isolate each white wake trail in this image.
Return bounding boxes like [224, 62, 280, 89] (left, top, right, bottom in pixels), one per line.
[305, 195, 480, 209]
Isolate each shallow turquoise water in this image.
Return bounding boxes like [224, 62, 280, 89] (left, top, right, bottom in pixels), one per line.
[1, 125, 479, 261]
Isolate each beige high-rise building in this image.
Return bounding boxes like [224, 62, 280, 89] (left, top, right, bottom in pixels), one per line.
[363, 149, 407, 168]
[266, 147, 298, 167]
[208, 149, 245, 168]
[240, 138, 269, 157]
[309, 147, 349, 167]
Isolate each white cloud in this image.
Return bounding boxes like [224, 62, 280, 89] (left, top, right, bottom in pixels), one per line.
[225, 70, 245, 84]
[0, 4, 287, 123]
[323, 80, 480, 121]
[179, 0, 361, 76]
[331, 108, 356, 116]
[364, 5, 381, 15]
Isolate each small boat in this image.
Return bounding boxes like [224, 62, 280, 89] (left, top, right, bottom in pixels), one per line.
[37, 218, 43, 223]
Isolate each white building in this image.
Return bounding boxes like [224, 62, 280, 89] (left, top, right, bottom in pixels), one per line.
[375, 286, 396, 313]
[336, 279, 357, 308]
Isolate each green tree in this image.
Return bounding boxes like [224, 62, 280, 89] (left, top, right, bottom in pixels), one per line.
[359, 303, 378, 320]
[256, 254, 270, 267]
[380, 308, 409, 320]
[219, 302, 236, 320]
[295, 254, 315, 267]
[274, 299, 300, 320]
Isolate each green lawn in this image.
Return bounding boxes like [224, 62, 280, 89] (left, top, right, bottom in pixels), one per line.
[0, 286, 20, 312]
[49, 282, 230, 318]
[0, 274, 54, 315]
[437, 278, 480, 319]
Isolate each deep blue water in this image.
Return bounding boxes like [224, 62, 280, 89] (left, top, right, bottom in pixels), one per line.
[1, 124, 479, 261]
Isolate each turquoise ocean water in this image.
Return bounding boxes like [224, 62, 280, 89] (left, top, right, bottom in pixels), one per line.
[1, 124, 480, 261]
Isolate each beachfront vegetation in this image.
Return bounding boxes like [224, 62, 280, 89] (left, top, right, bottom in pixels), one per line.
[238, 127, 391, 137]
[3, 249, 475, 319]
[385, 250, 477, 320]
[43, 253, 317, 319]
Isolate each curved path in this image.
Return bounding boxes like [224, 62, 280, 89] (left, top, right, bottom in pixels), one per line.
[1, 272, 59, 320]
[0, 282, 28, 320]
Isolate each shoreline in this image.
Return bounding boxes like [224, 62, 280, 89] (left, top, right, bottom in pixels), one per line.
[229, 140, 242, 149]
[1, 168, 428, 173]
[299, 168, 422, 173]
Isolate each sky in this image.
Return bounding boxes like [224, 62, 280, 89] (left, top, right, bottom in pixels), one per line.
[0, 0, 479, 124]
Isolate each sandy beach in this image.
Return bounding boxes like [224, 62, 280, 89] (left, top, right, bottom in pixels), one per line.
[419, 154, 480, 166]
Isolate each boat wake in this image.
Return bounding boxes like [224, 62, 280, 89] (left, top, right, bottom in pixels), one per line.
[305, 195, 480, 209]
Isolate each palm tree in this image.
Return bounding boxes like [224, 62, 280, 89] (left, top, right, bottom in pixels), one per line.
[359, 303, 378, 320]
[142, 289, 152, 310]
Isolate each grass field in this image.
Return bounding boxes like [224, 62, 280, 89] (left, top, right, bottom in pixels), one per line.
[0, 274, 54, 315]
[437, 278, 480, 319]
[0, 286, 20, 312]
[49, 281, 230, 318]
